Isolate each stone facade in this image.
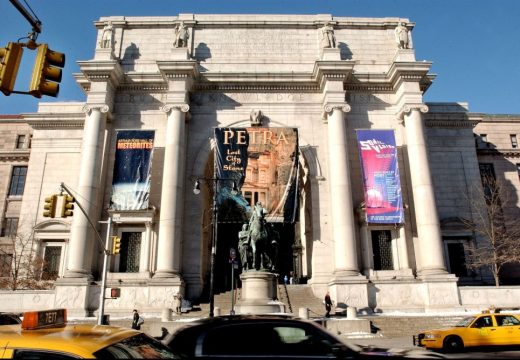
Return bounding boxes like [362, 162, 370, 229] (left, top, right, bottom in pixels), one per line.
[0, 14, 519, 316]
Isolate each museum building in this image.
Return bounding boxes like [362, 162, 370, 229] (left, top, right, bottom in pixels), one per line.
[1, 13, 520, 316]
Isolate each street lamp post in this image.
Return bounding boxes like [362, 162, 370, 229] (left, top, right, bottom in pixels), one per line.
[193, 177, 237, 318]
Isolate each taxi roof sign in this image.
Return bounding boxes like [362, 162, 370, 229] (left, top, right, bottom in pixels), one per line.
[22, 309, 67, 330]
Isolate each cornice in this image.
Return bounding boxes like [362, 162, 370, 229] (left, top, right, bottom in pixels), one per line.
[0, 150, 30, 162]
[425, 119, 480, 129]
[23, 113, 85, 129]
[477, 148, 520, 158]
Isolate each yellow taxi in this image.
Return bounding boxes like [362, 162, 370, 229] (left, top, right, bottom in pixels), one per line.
[414, 310, 520, 352]
[0, 308, 178, 359]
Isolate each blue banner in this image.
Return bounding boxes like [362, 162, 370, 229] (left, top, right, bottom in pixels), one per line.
[110, 130, 155, 210]
[356, 129, 404, 224]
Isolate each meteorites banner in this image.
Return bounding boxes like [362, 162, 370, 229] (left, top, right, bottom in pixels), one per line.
[356, 129, 404, 224]
[110, 130, 155, 210]
[214, 127, 299, 223]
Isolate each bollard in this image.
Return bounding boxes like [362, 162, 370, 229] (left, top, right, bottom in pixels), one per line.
[299, 307, 309, 319]
[161, 308, 172, 322]
[214, 307, 221, 316]
[347, 306, 357, 319]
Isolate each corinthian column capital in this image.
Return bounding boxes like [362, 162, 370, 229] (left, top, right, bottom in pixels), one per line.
[161, 103, 190, 114]
[82, 104, 110, 115]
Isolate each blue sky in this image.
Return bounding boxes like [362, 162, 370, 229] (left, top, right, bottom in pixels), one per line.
[1, 0, 519, 115]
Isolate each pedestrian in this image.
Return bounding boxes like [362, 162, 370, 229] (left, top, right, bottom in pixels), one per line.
[131, 309, 141, 330]
[284, 275, 288, 284]
[324, 291, 333, 318]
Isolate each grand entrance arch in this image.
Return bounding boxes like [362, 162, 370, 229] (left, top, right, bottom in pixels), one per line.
[194, 127, 313, 297]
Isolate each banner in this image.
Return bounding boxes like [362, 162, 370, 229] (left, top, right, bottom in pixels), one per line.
[214, 127, 299, 223]
[356, 129, 404, 224]
[110, 130, 155, 210]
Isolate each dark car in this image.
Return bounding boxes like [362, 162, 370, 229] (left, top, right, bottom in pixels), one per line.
[0, 312, 21, 325]
[163, 314, 441, 359]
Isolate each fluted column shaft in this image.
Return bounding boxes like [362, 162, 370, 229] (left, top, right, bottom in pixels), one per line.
[65, 105, 108, 277]
[155, 105, 188, 277]
[326, 105, 359, 275]
[403, 106, 446, 275]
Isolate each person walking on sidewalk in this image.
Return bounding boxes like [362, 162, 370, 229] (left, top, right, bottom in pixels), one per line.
[131, 309, 141, 330]
[324, 292, 333, 318]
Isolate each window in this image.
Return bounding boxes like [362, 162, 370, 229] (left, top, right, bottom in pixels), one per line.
[42, 246, 62, 280]
[371, 230, 393, 270]
[517, 164, 520, 181]
[0, 253, 13, 277]
[479, 163, 496, 201]
[496, 315, 520, 326]
[472, 316, 493, 328]
[16, 135, 26, 149]
[511, 135, 518, 149]
[1, 218, 18, 237]
[444, 241, 468, 277]
[8, 166, 27, 196]
[119, 232, 141, 272]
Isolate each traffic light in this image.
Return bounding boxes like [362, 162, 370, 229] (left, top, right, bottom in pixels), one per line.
[0, 42, 24, 96]
[111, 236, 121, 255]
[43, 195, 57, 218]
[29, 44, 65, 98]
[61, 195, 74, 218]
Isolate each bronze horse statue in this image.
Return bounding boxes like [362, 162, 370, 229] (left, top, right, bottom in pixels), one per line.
[248, 202, 270, 270]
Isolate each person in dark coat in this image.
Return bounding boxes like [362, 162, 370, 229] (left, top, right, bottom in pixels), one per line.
[324, 292, 333, 318]
[131, 309, 141, 330]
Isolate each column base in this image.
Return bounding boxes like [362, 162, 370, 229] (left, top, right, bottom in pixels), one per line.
[62, 269, 94, 280]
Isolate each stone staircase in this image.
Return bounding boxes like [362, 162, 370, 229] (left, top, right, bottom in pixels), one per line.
[191, 285, 468, 339]
[359, 315, 466, 338]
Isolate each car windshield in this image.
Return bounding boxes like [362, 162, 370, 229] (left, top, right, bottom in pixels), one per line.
[93, 333, 179, 359]
[455, 316, 476, 327]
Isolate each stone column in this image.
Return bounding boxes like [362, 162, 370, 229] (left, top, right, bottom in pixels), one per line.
[154, 104, 189, 278]
[325, 104, 360, 276]
[140, 221, 153, 274]
[401, 104, 446, 276]
[64, 104, 109, 278]
[397, 226, 410, 270]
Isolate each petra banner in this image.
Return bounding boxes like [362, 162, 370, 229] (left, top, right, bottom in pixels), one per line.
[214, 127, 299, 223]
[356, 129, 404, 224]
[110, 130, 155, 210]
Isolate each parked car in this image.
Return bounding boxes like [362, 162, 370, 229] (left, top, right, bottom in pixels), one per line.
[164, 314, 442, 359]
[0, 308, 179, 359]
[414, 311, 520, 352]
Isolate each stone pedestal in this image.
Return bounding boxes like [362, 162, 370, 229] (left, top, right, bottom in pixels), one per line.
[235, 271, 285, 314]
[320, 47, 341, 61]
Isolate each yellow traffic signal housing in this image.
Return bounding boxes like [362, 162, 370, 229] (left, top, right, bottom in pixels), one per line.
[43, 195, 58, 218]
[0, 42, 24, 96]
[29, 44, 65, 98]
[61, 195, 74, 218]
[111, 236, 121, 255]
